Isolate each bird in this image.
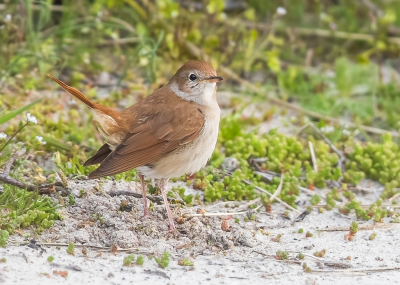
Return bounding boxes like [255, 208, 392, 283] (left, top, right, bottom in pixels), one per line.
[48, 60, 223, 231]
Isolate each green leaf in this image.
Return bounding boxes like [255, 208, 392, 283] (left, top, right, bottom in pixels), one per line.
[38, 134, 71, 152]
[0, 98, 42, 125]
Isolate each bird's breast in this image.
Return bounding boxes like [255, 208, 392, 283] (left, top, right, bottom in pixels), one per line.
[137, 104, 220, 179]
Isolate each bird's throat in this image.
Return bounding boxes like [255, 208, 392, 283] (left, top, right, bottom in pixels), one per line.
[170, 82, 216, 106]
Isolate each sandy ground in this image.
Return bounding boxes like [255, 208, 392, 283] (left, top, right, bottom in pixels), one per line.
[1, 178, 400, 285]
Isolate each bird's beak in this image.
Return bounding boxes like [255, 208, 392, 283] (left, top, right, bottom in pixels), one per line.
[203, 76, 223, 83]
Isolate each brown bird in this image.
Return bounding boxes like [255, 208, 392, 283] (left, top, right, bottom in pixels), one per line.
[48, 60, 222, 230]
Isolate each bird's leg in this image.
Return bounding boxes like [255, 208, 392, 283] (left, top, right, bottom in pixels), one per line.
[140, 174, 151, 217]
[159, 178, 176, 231]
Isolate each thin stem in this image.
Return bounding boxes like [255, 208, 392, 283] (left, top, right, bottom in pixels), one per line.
[0, 121, 30, 153]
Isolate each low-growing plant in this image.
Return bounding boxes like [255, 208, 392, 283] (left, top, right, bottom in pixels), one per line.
[275, 250, 289, 260]
[155, 251, 170, 269]
[310, 195, 321, 206]
[369, 232, 377, 240]
[302, 262, 311, 273]
[178, 258, 194, 266]
[68, 194, 75, 206]
[0, 231, 9, 247]
[66, 243, 75, 255]
[123, 255, 135, 266]
[344, 221, 358, 241]
[0, 185, 60, 240]
[170, 186, 194, 206]
[314, 249, 326, 258]
[136, 255, 144, 265]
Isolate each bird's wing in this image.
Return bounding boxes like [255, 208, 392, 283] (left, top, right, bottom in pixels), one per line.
[83, 143, 112, 166]
[88, 101, 205, 178]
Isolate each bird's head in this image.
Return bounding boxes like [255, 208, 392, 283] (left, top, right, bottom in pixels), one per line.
[169, 60, 223, 105]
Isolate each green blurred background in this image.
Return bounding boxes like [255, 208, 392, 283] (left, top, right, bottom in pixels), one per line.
[1, 0, 400, 154]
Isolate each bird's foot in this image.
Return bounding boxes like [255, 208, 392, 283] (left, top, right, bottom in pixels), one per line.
[168, 223, 176, 232]
[140, 210, 152, 220]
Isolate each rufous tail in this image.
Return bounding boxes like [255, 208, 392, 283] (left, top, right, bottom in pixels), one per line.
[48, 74, 94, 109]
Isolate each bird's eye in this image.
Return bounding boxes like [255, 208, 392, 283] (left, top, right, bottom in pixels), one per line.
[189, 74, 197, 81]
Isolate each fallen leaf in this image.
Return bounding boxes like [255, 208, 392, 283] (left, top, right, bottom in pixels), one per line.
[53, 270, 68, 278]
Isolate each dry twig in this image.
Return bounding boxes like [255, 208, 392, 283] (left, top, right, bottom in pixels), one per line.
[310, 267, 400, 273]
[269, 175, 283, 202]
[0, 150, 30, 189]
[109, 190, 185, 205]
[0, 150, 55, 194]
[207, 201, 242, 209]
[182, 205, 262, 218]
[296, 122, 345, 173]
[255, 250, 352, 269]
[308, 141, 318, 172]
[10, 241, 109, 249]
[299, 186, 317, 196]
[235, 197, 261, 211]
[254, 170, 318, 197]
[10, 241, 157, 255]
[389, 192, 400, 202]
[286, 251, 327, 262]
[222, 170, 301, 214]
[241, 178, 301, 214]
[313, 203, 400, 209]
[320, 223, 399, 232]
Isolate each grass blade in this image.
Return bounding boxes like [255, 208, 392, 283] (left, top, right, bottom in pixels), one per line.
[0, 98, 42, 125]
[38, 134, 71, 152]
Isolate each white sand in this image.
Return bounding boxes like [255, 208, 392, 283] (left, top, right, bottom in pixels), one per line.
[1, 179, 400, 284]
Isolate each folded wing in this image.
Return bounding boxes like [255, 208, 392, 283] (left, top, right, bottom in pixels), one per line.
[88, 102, 204, 179]
[84, 143, 112, 166]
